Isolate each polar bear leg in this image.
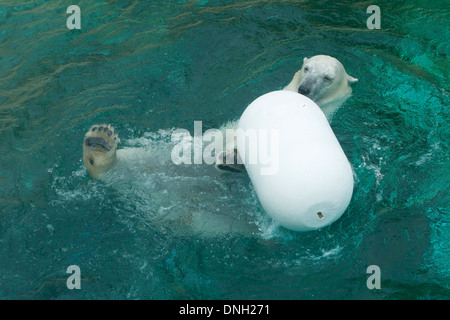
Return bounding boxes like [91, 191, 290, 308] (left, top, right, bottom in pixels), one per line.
[83, 124, 120, 179]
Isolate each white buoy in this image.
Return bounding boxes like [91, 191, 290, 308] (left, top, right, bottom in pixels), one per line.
[236, 90, 353, 231]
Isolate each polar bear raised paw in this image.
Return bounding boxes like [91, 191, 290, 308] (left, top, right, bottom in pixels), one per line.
[83, 124, 120, 179]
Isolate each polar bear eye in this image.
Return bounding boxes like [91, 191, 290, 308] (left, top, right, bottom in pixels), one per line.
[323, 75, 332, 81]
[304, 67, 309, 72]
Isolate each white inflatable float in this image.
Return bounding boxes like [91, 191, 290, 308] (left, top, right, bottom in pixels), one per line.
[236, 90, 353, 231]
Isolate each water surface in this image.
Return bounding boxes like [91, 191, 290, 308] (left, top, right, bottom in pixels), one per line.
[0, 0, 449, 299]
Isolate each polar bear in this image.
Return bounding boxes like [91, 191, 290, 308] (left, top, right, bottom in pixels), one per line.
[81, 55, 356, 235]
[215, 55, 358, 172]
[83, 55, 356, 177]
[82, 125, 262, 236]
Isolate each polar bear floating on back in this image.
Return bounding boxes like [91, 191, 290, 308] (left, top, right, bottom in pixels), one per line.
[82, 55, 357, 233]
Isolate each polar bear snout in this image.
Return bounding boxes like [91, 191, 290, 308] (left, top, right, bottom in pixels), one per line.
[85, 137, 112, 151]
[297, 76, 322, 101]
[297, 85, 310, 96]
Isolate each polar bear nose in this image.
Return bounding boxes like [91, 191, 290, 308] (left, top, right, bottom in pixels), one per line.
[298, 86, 310, 96]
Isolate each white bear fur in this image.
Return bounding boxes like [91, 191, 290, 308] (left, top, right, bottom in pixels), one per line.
[284, 55, 358, 118]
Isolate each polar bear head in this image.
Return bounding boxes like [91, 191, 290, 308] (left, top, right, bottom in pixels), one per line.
[296, 55, 358, 107]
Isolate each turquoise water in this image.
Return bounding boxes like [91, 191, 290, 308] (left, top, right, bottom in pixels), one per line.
[0, 0, 449, 299]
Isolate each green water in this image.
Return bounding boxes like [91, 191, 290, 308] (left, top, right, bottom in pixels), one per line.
[0, 0, 449, 299]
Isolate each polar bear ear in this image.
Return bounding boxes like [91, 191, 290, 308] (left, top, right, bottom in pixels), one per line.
[303, 57, 309, 63]
[347, 75, 358, 84]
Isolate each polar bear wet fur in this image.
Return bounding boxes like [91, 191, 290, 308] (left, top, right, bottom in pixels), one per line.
[284, 55, 358, 118]
[215, 55, 358, 172]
